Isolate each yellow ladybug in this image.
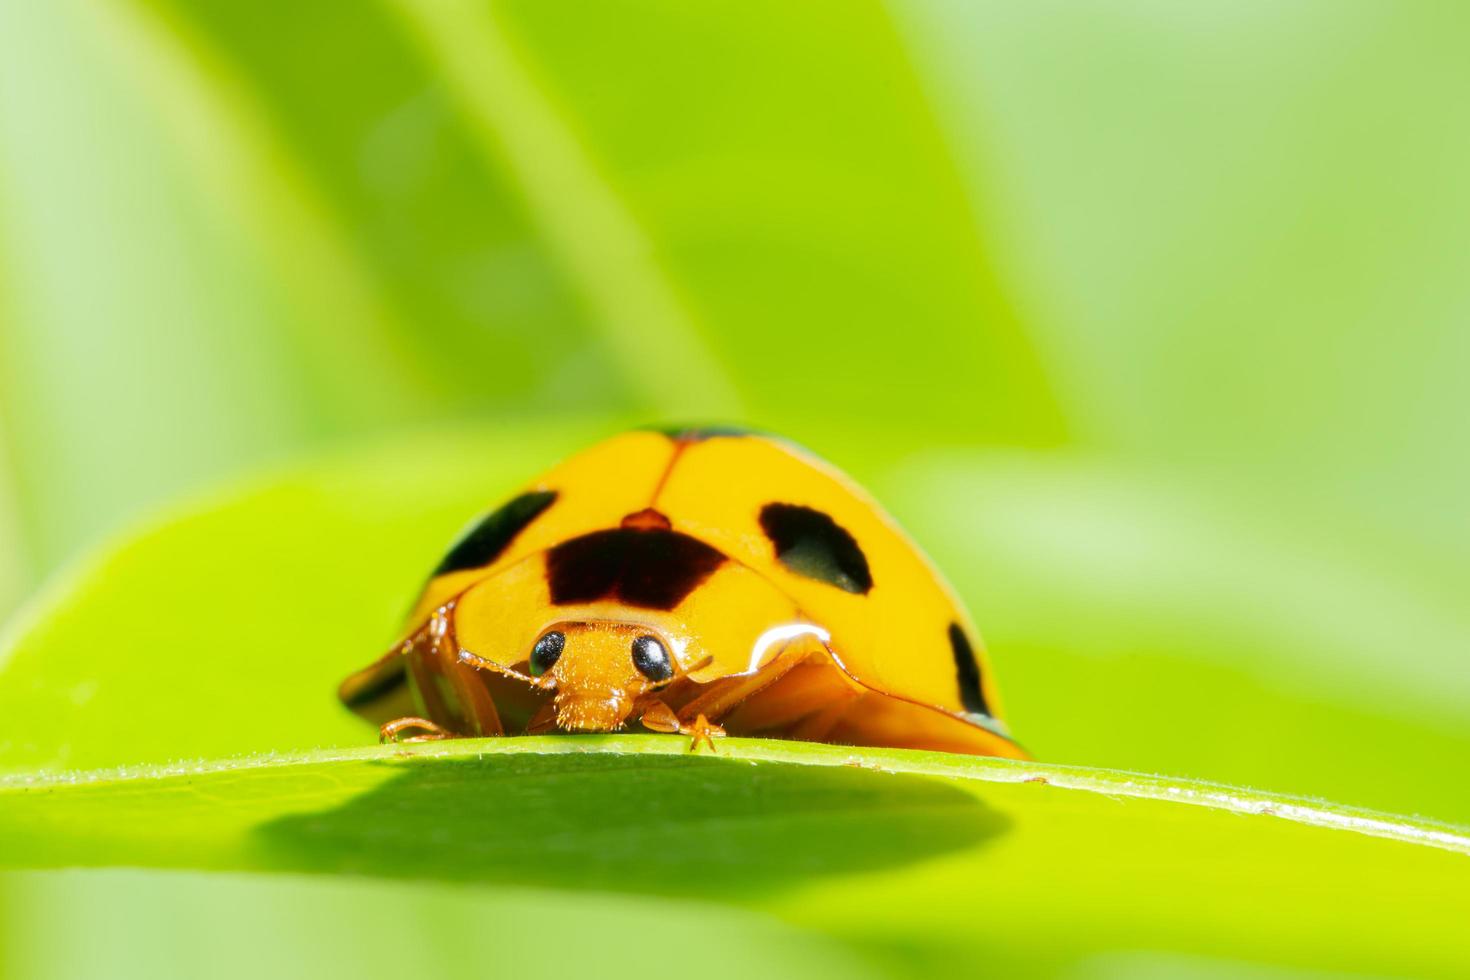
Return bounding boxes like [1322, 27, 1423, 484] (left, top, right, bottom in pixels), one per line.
[340, 428, 1025, 758]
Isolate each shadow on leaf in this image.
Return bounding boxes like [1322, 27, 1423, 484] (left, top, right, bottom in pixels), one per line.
[254, 752, 1008, 896]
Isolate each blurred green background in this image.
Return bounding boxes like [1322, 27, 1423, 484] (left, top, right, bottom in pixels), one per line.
[1, 0, 1468, 975]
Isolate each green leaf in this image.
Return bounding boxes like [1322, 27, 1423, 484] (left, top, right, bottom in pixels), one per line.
[2, 431, 1469, 977]
[2, 738, 1468, 977]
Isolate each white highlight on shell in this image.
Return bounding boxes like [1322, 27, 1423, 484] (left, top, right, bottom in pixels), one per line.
[746, 622, 831, 674]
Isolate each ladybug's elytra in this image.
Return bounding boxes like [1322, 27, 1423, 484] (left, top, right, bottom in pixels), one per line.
[340, 428, 1025, 758]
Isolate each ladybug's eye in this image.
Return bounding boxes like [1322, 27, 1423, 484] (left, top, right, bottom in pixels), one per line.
[631, 635, 673, 682]
[530, 631, 565, 676]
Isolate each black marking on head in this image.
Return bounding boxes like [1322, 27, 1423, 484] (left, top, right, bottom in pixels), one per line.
[631, 635, 674, 682]
[759, 503, 873, 594]
[433, 490, 557, 577]
[948, 623, 990, 717]
[546, 528, 726, 610]
[530, 631, 565, 676]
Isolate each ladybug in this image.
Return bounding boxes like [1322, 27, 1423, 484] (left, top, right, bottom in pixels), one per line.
[340, 428, 1025, 758]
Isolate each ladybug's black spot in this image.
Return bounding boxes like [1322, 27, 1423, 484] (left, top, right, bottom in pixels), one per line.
[948, 623, 990, 717]
[546, 529, 726, 610]
[759, 503, 873, 594]
[432, 490, 557, 577]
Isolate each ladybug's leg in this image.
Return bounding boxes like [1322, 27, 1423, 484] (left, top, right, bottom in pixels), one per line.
[637, 640, 813, 751]
[690, 655, 866, 744]
[638, 700, 679, 732]
[671, 640, 813, 728]
[380, 716, 455, 743]
[427, 606, 506, 738]
[684, 713, 724, 753]
[638, 701, 725, 753]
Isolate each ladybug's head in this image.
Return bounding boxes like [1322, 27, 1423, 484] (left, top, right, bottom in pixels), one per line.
[526, 621, 681, 732]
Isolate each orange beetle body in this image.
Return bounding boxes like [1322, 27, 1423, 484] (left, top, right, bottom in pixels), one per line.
[340, 428, 1025, 758]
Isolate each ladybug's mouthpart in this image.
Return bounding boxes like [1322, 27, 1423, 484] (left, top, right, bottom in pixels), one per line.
[554, 692, 634, 732]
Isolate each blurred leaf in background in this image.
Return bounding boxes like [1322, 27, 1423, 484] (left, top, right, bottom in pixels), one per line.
[0, 0, 1064, 610]
[882, 0, 1470, 819]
